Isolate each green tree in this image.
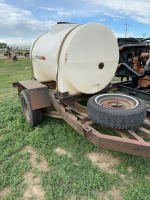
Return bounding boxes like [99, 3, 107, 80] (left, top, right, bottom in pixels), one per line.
[0, 43, 7, 48]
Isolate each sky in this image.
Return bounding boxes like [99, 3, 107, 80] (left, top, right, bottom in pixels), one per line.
[0, 0, 150, 46]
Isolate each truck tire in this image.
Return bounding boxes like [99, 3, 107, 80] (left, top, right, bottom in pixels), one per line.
[87, 94, 146, 129]
[20, 90, 42, 127]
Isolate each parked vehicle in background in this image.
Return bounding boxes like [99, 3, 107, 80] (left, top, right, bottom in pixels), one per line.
[24, 50, 30, 57]
[3, 46, 11, 56]
[24, 53, 29, 57]
[4, 52, 11, 56]
[17, 50, 23, 56]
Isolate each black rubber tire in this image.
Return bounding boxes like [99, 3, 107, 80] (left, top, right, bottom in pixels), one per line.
[87, 94, 146, 129]
[20, 90, 42, 127]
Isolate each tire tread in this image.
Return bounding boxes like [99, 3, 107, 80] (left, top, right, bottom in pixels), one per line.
[87, 94, 146, 129]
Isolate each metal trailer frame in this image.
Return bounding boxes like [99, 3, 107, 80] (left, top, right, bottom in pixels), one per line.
[118, 81, 150, 102]
[13, 80, 150, 159]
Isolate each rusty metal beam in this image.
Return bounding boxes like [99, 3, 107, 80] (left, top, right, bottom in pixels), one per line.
[146, 109, 150, 119]
[127, 130, 145, 142]
[49, 90, 150, 158]
[113, 129, 129, 139]
[136, 127, 150, 140]
[63, 100, 88, 117]
[56, 93, 83, 103]
[43, 111, 62, 119]
[143, 121, 150, 130]
[85, 128, 150, 158]
[113, 129, 145, 141]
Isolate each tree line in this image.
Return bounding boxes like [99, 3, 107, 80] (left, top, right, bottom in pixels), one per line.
[0, 43, 7, 48]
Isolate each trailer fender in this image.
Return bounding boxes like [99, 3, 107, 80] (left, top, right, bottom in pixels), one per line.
[16, 80, 51, 110]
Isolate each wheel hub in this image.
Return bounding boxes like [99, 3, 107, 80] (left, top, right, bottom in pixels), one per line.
[111, 101, 124, 108]
[99, 98, 134, 109]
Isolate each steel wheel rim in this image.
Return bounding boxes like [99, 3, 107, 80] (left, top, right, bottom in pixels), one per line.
[98, 97, 134, 109]
[95, 94, 138, 109]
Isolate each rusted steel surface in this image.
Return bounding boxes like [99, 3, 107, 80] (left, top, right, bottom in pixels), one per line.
[18, 80, 51, 110]
[146, 109, 150, 119]
[14, 78, 150, 158]
[127, 130, 145, 142]
[64, 100, 88, 116]
[43, 110, 62, 119]
[112, 128, 146, 141]
[18, 80, 48, 90]
[98, 97, 134, 109]
[143, 121, 150, 130]
[133, 53, 150, 88]
[56, 92, 83, 103]
[49, 90, 150, 158]
[13, 82, 18, 88]
[136, 126, 150, 139]
[49, 90, 89, 136]
[40, 81, 56, 90]
[113, 129, 129, 139]
[85, 128, 150, 158]
[58, 91, 69, 98]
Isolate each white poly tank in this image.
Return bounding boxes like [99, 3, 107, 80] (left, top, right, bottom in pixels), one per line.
[30, 22, 119, 95]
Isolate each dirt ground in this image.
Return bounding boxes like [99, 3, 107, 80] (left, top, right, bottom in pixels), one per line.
[11, 146, 123, 200]
[0, 145, 49, 200]
[54, 147, 122, 200]
[0, 185, 11, 199]
[21, 146, 49, 200]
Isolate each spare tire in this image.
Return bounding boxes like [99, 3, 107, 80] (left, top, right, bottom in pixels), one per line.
[87, 93, 146, 129]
